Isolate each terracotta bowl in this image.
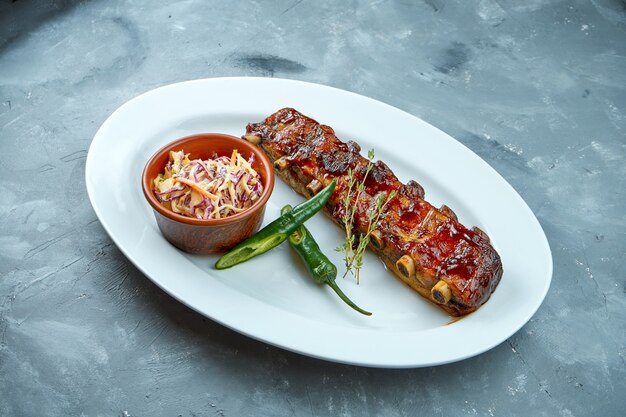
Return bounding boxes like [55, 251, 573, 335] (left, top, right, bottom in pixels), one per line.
[142, 133, 275, 254]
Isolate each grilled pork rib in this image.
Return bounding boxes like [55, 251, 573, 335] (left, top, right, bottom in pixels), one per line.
[243, 108, 502, 316]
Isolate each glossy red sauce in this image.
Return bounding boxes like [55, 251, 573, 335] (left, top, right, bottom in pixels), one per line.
[246, 107, 502, 308]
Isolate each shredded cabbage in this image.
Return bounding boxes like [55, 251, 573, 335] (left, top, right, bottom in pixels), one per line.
[153, 149, 264, 219]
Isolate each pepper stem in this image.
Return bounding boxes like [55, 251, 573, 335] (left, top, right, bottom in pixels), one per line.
[325, 279, 372, 316]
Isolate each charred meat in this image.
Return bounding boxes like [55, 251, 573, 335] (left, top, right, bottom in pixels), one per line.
[243, 108, 503, 316]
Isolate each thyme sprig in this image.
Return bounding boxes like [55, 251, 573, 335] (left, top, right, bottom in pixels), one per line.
[336, 149, 397, 283]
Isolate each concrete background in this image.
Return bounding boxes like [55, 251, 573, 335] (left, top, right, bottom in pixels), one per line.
[1, 0, 624, 416]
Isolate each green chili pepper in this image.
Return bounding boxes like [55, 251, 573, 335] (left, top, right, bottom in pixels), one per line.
[281, 205, 372, 316]
[215, 179, 337, 269]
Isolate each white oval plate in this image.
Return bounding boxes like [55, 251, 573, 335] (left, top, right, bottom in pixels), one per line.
[86, 77, 552, 368]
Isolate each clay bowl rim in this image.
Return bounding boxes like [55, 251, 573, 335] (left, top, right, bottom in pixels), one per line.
[141, 133, 275, 227]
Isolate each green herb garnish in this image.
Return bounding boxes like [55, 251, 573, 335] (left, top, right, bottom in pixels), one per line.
[336, 149, 397, 283]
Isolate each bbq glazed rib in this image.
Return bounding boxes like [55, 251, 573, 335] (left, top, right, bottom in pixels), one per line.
[243, 108, 503, 316]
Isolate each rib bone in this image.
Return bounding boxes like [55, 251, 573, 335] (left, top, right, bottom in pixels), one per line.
[396, 255, 415, 279]
[274, 156, 289, 171]
[306, 179, 322, 195]
[370, 230, 384, 250]
[243, 133, 262, 145]
[431, 280, 452, 304]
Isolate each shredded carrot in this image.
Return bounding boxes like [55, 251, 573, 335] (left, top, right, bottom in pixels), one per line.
[174, 177, 219, 200]
[230, 149, 238, 168]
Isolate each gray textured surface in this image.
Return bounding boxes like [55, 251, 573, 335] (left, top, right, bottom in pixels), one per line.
[1, 0, 625, 416]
